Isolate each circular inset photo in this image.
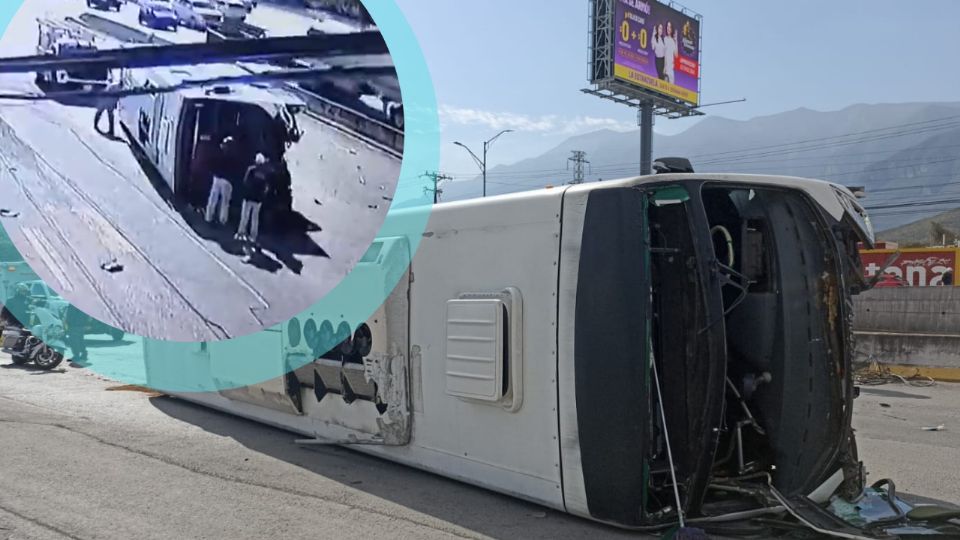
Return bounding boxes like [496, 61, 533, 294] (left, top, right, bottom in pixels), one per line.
[0, 0, 402, 341]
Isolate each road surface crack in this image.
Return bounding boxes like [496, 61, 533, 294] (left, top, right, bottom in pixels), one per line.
[0, 501, 86, 540]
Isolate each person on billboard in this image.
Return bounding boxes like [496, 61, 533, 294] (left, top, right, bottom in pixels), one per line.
[663, 21, 679, 84]
[652, 24, 666, 80]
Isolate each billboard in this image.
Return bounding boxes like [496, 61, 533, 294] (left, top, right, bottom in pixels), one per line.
[613, 0, 700, 106]
[860, 248, 958, 287]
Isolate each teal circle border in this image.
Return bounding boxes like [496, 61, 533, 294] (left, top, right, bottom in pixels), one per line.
[0, 0, 438, 392]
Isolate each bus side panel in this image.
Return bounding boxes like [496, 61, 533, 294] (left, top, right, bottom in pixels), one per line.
[363, 191, 567, 508]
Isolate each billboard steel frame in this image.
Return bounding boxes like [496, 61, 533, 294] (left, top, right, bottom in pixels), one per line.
[584, 0, 704, 174]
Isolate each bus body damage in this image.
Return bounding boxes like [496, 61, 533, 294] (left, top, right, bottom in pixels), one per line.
[159, 173, 959, 538]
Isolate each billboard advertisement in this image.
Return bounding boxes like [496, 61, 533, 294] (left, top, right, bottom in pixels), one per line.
[613, 0, 700, 105]
[860, 248, 958, 287]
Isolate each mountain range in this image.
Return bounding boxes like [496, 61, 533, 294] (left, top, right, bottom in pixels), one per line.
[440, 102, 960, 234]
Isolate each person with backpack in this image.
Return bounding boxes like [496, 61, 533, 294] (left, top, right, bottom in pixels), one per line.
[235, 153, 274, 262]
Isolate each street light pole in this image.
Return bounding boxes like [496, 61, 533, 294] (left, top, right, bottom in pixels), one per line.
[454, 129, 513, 198]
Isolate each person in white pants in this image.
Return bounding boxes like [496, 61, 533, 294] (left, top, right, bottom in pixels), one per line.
[236, 153, 272, 261]
[205, 137, 235, 225]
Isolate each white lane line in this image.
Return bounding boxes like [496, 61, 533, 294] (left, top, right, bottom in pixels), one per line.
[19, 226, 75, 293]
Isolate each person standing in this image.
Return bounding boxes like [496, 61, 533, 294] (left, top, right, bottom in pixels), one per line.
[236, 153, 274, 262]
[652, 24, 666, 80]
[663, 21, 679, 84]
[190, 133, 218, 211]
[64, 303, 89, 366]
[205, 136, 236, 226]
[94, 72, 121, 137]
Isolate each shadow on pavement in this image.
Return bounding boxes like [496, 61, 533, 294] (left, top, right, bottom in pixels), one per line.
[0, 362, 65, 375]
[85, 338, 136, 349]
[859, 387, 932, 400]
[148, 395, 639, 540]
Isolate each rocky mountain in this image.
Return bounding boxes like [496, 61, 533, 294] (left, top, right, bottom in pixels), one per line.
[441, 102, 960, 232]
[877, 208, 960, 246]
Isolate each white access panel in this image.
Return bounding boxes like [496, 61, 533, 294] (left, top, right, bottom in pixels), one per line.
[445, 299, 504, 401]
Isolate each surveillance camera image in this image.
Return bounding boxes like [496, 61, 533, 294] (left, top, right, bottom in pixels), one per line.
[0, 0, 402, 341]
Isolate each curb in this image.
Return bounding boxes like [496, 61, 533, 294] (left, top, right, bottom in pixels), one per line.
[864, 364, 960, 384]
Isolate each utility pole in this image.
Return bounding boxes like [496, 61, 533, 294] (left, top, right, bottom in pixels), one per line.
[422, 171, 453, 204]
[454, 129, 514, 198]
[567, 150, 590, 184]
[639, 101, 654, 176]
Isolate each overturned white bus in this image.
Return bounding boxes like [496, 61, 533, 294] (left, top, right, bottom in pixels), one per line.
[145, 169, 959, 536]
[117, 62, 305, 220]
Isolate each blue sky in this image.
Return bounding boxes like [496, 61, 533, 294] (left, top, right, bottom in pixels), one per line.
[394, 0, 960, 178]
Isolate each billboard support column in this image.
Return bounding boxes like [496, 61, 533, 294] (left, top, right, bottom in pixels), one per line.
[640, 101, 653, 176]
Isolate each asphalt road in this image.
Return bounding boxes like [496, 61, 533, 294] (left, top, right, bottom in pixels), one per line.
[1, 355, 959, 540]
[0, 0, 400, 341]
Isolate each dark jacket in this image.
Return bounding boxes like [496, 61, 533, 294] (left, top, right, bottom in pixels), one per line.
[240, 162, 275, 203]
[210, 140, 248, 187]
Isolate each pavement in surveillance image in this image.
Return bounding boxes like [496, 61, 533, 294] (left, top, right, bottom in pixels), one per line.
[0, 358, 958, 539]
[0, 0, 401, 341]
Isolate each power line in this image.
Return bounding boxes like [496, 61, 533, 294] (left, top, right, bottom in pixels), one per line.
[697, 123, 960, 166]
[685, 114, 960, 161]
[866, 197, 960, 211]
[444, 113, 960, 189]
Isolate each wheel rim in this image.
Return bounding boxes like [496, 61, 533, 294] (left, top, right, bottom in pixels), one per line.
[35, 346, 60, 368]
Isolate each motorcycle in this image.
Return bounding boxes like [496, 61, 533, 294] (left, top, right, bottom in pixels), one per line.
[1, 305, 68, 370]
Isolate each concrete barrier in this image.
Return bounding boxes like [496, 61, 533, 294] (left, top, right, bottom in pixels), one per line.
[295, 88, 403, 158]
[853, 287, 960, 371]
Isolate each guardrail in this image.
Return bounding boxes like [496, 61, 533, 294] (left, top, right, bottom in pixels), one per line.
[294, 86, 403, 159]
[74, 13, 165, 45]
[76, 13, 403, 158]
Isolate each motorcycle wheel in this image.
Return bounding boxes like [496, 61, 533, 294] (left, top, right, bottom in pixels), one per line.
[33, 346, 64, 370]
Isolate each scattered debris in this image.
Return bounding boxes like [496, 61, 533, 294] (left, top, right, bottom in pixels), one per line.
[349, 480, 363, 485]
[921, 425, 946, 431]
[530, 511, 547, 519]
[378, 185, 386, 191]
[348, 148, 358, 155]
[855, 361, 936, 387]
[368, 205, 379, 210]
[382, 196, 393, 202]
[105, 385, 164, 397]
[100, 259, 123, 273]
[0, 208, 19, 218]
[314, 199, 322, 206]
[880, 403, 891, 408]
